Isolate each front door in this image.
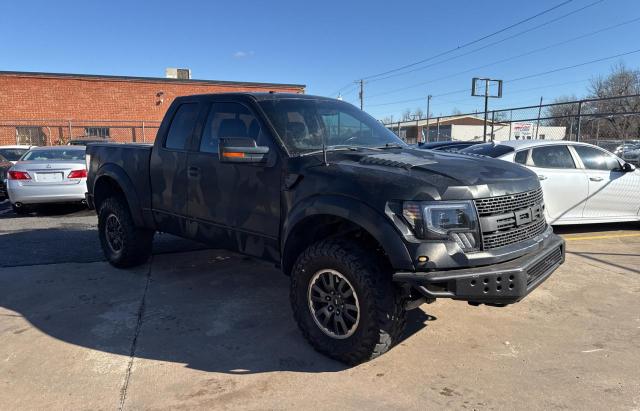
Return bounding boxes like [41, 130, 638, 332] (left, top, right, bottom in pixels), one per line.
[150, 102, 201, 236]
[187, 101, 281, 260]
[527, 144, 589, 224]
[572, 144, 640, 219]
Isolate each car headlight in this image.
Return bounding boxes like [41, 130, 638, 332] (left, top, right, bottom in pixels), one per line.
[402, 200, 480, 251]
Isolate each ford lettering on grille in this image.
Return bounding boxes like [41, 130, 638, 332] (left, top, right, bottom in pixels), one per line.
[474, 188, 547, 250]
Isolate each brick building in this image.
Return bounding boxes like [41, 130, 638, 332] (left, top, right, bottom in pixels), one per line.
[0, 71, 305, 145]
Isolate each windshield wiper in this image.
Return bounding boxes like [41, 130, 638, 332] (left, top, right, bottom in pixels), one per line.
[375, 143, 405, 149]
[298, 145, 382, 157]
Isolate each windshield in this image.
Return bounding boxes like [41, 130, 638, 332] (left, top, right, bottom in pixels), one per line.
[0, 148, 29, 161]
[460, 143, 515, 158]
[22, 149, 86, 161]
[259, 99, 405, 155]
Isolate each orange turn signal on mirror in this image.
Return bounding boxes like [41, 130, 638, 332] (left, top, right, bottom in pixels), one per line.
[222, 152, 245, 158]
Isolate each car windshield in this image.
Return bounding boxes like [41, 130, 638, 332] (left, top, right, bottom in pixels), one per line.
[0, 148, 29, 161]
[258, 99, 405, 155]
[460, 143, 515, 158]
[21, 149, 86, 161]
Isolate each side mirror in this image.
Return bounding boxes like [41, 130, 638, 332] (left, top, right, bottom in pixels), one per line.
[622, 162, 636, 172]
[219, 137, 269, 163]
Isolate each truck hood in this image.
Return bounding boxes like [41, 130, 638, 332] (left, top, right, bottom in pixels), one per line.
[293, 148, 540, 201]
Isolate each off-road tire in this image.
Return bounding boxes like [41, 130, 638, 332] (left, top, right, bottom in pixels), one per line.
[290, 239, 406, 365]
[98, 196, 154, 268]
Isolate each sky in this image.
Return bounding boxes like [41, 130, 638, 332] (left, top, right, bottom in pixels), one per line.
[2, 0, 640, 120]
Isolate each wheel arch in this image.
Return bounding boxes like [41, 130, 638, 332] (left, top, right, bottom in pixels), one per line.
[281, 195, 414, 276]
[92, 163, 145, 227]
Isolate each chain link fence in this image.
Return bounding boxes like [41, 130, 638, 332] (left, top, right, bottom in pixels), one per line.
[384, 94, 640, 160]
[0, 120, 161, 146]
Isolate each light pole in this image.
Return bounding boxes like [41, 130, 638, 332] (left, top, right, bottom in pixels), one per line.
[425, 94, 432, 143]
[471, 78, 502, 142]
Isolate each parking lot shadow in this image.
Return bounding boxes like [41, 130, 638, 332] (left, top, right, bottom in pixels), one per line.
[552, 221, 639, 235]
[0, 248, 434, 375]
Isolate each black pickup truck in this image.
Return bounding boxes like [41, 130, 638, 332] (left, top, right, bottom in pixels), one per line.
[86, 93, 564, 364]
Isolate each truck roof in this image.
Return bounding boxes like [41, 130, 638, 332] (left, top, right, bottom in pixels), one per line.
[174, 92, 335, 102]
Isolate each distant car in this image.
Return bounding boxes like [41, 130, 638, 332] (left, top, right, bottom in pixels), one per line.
[620, 147, 640, 165]
[0, 145, 33, 164]
[68, 137, 111, 146]
[6, 146, 88, 214]
[0, 154, 12, 200]
[460, 140, 640, 225]
[613, 142, 640, 157]
[414, 141, 481, 152]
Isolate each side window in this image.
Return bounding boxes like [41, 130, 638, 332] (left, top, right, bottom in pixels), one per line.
[200, 102, 263, 154]
[165, 103, 199, 150]
[573, 145, 621, 171]
[530, 145, 575, 169]
[514, 150, 528, 164]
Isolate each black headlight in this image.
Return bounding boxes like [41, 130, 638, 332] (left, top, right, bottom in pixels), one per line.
[402, 200, 480, 251]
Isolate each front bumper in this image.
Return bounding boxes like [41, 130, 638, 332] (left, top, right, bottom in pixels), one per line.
[393, 233, 565, 305]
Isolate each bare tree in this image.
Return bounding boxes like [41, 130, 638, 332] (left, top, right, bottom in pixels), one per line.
[381, 115, 395, 124]
[401, 109, 413, 121]
[587, 63, 640, 139]
[414, 107, 425, 119]
[543, 95, 579, 138]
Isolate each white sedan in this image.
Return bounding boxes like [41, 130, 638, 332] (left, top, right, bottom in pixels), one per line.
[460, 140, 640, 225]
[6, 146, 87, 214]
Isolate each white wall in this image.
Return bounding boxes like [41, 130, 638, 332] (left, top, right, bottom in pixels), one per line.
[450, 124, 566, 141]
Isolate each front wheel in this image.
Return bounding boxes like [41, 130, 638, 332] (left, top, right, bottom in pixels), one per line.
[290, 239, 406, 364]
[98, 196, 154, 268]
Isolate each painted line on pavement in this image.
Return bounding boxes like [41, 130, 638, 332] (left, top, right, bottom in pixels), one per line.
[563, 233, 640, 241]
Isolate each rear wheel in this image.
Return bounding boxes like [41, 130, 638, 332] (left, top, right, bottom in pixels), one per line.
[290, 239, 406, 364]
[98, 196, 154, 267]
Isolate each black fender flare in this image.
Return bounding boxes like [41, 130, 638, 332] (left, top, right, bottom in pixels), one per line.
[92, 163, 145, 227]
[282, 195, 414, 272]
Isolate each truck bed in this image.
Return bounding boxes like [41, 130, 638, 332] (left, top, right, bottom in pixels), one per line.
[86, 142, 154, 215]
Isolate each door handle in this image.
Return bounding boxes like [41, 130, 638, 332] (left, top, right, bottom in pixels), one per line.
[188, 166, 200, 177]
[589, 176, 604, 182]
[537, 175, 547, 181]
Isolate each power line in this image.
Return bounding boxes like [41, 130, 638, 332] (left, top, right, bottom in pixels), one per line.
[368, 0, 603, 84]
[360, 0, 575, 81]
[367, 48, 640, 108]
[366, 14, 639, 99]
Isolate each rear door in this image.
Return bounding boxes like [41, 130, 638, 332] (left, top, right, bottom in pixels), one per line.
[150, 101, 202, 236]
[572, 144, 640, 219]
[187, 100, 282, 258]
[527, 144, 589, 223]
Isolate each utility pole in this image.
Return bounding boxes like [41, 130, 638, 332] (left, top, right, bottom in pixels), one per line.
[425, 94, 432, 143]
[482, 87, 489, 142]
[357, 80, 365, 110]
[535, 96, 543, 139]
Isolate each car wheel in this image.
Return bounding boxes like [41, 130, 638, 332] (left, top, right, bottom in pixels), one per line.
[98, 196, 154, 268]
[11, 204, 31, 215]
[290, 239, 406, 364]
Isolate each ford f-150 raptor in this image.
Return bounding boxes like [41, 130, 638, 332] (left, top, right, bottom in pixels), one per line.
[85, 93, 564, 364]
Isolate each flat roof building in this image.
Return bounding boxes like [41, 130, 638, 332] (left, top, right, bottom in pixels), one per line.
[0, 71, 305, 145]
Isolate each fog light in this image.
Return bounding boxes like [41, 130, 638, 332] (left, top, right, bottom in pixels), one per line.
[417, 256, 428, 262]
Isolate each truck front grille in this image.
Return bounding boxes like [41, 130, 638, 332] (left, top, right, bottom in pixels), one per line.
[475, 188, 544, 216]
[474, 188, 547, 250]
[481, 218, 547, 250]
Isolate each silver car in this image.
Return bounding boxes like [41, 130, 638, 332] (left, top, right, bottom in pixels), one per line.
[6, 146, 87, 214]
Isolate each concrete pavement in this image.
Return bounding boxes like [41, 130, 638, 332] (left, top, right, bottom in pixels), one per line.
[0, 204, 639, 410]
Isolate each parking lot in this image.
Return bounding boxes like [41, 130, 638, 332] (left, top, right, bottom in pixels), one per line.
[0, 200, 639, 410]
